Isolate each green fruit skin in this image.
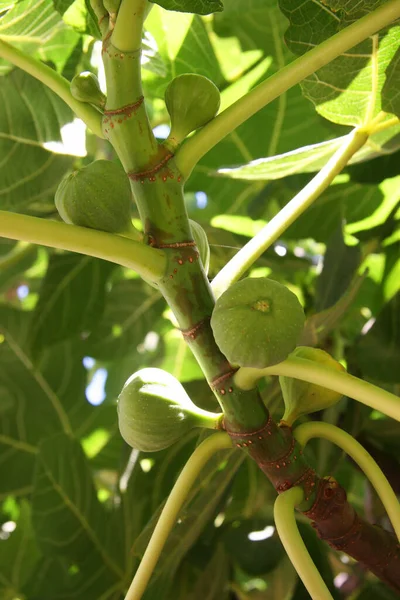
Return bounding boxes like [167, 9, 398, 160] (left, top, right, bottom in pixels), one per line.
[70, 72, 106, 109]
[165, 74, 221, 147]
[280, 346, 346, 426]
[103, 0, 121, 13]
[189, 219, 210, 274]
[211, 277, 305, 369]
[55, 160, 133, 234]
[118, 368, 222, 452]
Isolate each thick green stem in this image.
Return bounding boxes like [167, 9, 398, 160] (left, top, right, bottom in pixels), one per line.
[211, 128, 368, 298]
[0, 211, 166, 282]
[0, 39, 104, 138]
[112, 0, 148, 51]
[274, 487, 333, 600]
[124, 433, 232, 600]
[294, 422, 400, 541]
[175, 0, 400, 178]
[234, 357, 400, 423]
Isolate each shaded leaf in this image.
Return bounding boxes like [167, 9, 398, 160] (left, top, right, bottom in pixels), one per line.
[355, 291, 400, 383]
[150, 0, 223, 15]
[32, 433, 124, 582]
[301, 272, 365, 346]
[53, 0, 75, 14]
[315, 225, 361, 311]
[86, 278, 164, 361]
[30, 254, 115, 356]
[222, 518, 285, 575]
[0, 307, 103, 495]
[382, 47, 400, 118]
[0, 70, 73, 213]
[282, 178, 385, 243]
[183, 543, 230, 600]
[0, 501, 41, 596]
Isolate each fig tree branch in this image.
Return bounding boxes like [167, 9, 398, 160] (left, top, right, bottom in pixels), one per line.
[175, 0, 400, 179]
[294, 422, 400, 539]
[0, 39, 104, 138]
[111, 0, 149, 51]
[0, 211, 166, 283]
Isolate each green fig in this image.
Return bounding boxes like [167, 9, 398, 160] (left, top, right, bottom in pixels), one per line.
[118, 368, 222, 452]
[164, 74, 220, 150]
[189, 219, 210, 274]
[70, 72, 106, 109]
[280, 346, 346, 426]
[103, 0, 121, 13]
[55, 160, 133, 234]
[211, 277, 305, 368]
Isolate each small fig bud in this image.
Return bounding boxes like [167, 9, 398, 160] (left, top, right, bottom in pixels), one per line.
[211, 277, 305, 368]
[280, 347, 346, 426]
[70, 72, 106, 109]
[164, 74, 220, 150]
[189, 219, 210, 274]
[55, 160, 133, 234]
[118, 368, 222, 452]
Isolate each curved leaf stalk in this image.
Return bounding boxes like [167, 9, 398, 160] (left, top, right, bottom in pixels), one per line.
[274, 487, 333, 600]
[211, 128, 368, 299]
[0, 211, 166, 283]
[294, 422, 400, 540]
[124, 433, 232, 600]
[0, 39, 104, 138]
[234, 357, 400, 423]
[175, 0, 400, 179]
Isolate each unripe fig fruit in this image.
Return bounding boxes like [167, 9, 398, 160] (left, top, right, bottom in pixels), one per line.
[211, 278, 305, 368]
[164, 74, 220, 149]
[103, 0, 121, 13]
[70, 72, 106, 109]
[280, 346, 346, 426]
[118, 368, 222, 452]
[55, 160, 133, 234]
[189, 219, 210, 274]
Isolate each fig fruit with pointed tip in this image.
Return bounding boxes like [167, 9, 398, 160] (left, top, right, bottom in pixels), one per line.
[55, 160, 134, 234]
[70, 72, 106, 110]
[118, 368, 222, 452]
[164, 74, 220, 150]
[280, 346, 345, 426]
[211, 277, 305, 368]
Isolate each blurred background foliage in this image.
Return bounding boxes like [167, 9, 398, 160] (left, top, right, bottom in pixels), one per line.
[0, 0, 400, 598]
